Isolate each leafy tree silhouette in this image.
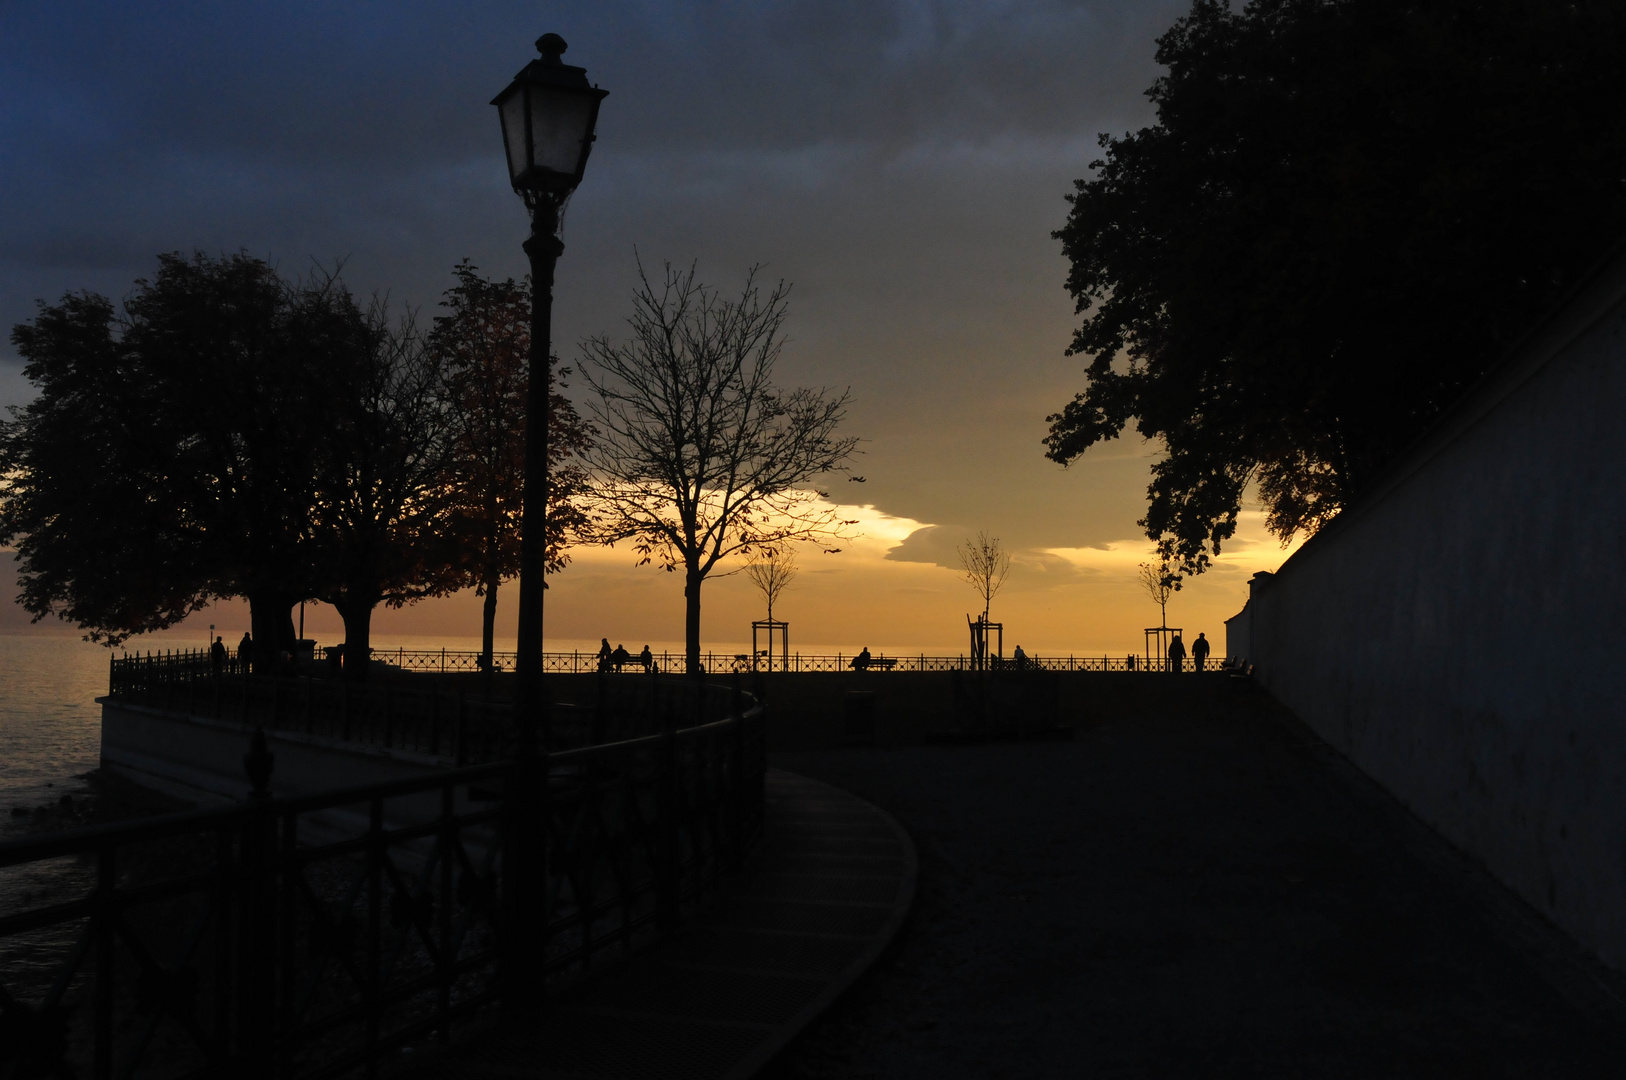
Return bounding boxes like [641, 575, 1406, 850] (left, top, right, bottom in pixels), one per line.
[2, 253, 341, 656]
[1048, 0, 1626, 575]
[432, 260, 592, 676]
[1, 252, 492, 675]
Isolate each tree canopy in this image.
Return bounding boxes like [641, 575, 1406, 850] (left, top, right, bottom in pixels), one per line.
[2, 253, 345, 650]
[579, 262, 857, 675]
[1, 252, 538, 673]
[432, 260, 593, 672]
[1047, 0, 1626, 574]
[305, 300, 462, 674]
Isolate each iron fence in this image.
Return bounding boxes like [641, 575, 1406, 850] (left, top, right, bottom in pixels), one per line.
[107, 652, 744, 759]
[117, 646, 1231, 681]
[343, 648, 1232, 675]
[0, 687, 764, 1080]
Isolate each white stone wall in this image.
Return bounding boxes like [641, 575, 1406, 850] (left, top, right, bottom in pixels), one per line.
[1237, 254, 1626, 969]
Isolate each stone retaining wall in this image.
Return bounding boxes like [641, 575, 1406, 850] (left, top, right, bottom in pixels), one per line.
[1227, 250, 1626, 969]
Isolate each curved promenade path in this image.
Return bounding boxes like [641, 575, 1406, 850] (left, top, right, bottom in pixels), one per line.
[400, 770, 916, 1080]
[764, 686, 1626, 1079]
[405, 681, 1626, 1078]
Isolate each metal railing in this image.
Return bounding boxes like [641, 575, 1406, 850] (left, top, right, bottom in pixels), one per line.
[107, 652, 743, 759]
[0, 685, 764, 1080]
[331, 648, 1232, 675]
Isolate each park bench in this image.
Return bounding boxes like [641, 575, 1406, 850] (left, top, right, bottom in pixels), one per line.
[849, 655, 898, 672]
[1220, 657, 1254, 686]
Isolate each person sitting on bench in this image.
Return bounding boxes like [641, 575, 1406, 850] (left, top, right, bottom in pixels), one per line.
[850, 647, 873, 671]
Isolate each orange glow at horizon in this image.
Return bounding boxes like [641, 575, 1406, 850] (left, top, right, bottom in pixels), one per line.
[4, 503, 1301, 660]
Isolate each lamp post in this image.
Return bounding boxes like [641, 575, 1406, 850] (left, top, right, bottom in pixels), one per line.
[492, 33, 608, 752]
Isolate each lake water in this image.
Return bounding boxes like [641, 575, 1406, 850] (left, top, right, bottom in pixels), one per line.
[0, 634, 111, 821]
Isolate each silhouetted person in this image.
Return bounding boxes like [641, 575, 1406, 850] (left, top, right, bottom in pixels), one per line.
[639, 645, 652, 673]
[1192, 632, 1210, 673]
[1168, 634, 1186, 673]
[597, 638, 612, 673]
[851, 647, 872, 672]
[237, 631, 253, 674]
[210, 635, 226, 676]
[1127, 654, 1136, 671]
[1013, 644, 1028, 670]
[611, 643, 630, 673]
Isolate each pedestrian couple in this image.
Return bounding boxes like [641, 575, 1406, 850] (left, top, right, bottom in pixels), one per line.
[1166, 632, 1210, 673]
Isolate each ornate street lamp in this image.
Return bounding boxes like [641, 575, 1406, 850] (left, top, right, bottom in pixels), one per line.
[493, 34, 607, 751]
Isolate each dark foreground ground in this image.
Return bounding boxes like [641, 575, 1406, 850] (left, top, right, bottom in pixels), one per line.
[763, 685, 1626, 1079]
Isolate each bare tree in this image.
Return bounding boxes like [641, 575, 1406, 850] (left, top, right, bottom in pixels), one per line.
[744, 546, 797, 623]
[1136, 560, 1182, 628]
[579, 262, 858, 675]
[958, 531, 1011, 622]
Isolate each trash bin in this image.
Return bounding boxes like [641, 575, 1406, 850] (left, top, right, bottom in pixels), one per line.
[843, 691, 877, 746]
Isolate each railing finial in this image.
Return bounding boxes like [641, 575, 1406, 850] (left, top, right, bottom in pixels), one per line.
[244, 727, 274, 800]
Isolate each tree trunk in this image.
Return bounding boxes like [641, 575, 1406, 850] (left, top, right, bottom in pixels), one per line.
[684, 564, 703, 678]
[246, 591, 297, 676]
[335, 598, 376, 683]
[481, 574, 499, 674]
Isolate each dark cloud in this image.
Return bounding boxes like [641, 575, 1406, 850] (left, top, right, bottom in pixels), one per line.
[0, 0, 1192, 555]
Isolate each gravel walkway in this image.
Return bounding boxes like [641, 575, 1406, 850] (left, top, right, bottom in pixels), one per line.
[764, 688, 1626, 1079]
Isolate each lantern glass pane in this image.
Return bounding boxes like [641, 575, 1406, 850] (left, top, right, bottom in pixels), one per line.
[500, 91, 529, 182]
[527, 85, 594, 177]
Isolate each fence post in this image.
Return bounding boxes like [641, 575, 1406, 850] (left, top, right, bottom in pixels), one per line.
[455, 691, 467, 767]
[236, 729, 276, 1078]
[430, 691, 442, 757]
[500, 749, 547, 1006]
[656, 691, 680, 932]
[92, 840, 116, 1078]
[728, 671, 746, 871]
[594, 668, 606, 744]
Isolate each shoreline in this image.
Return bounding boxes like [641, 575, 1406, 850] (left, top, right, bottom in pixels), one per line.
[1, 766, 194, 843]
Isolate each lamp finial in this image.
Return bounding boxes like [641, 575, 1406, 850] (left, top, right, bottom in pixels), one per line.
[537, 33, 567, 63]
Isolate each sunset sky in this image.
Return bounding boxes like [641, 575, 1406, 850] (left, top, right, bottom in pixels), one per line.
[0, 1, 1301, 658]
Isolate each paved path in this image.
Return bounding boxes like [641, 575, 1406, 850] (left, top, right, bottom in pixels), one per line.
[764, 690, 1626, 1079]
[398, 770, 915, 1080]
